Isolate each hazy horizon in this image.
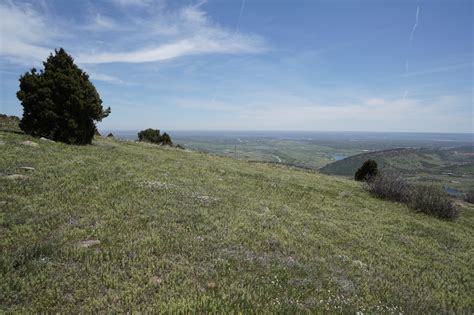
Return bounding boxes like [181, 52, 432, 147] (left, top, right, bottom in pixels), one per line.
[102, 129, 474, 135]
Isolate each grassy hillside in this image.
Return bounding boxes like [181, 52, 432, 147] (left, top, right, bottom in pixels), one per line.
[320, 148, 474, 192]
[1, 130, 473, 313]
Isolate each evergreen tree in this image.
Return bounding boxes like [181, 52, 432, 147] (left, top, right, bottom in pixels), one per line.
[17, 48, 110, 144]
[138, 128, 161, 143]
[355, 159, 379, 181]
[137, 128, 173, 146]
[160, 132, 173, 145]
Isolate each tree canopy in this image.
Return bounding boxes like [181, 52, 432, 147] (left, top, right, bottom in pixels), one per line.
[17, 48, 110, 144]
[354, 159, 379, 181]
[138, 128, 173, 146]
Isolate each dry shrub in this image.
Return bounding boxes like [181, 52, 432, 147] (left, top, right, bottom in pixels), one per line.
[365, 171, 410, 203]
[365, 172, 458, 220]
[409, 185, 458, 219]
[465, 191, 474, 204]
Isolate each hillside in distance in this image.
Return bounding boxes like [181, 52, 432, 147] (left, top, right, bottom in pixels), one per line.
[106, 130, 474, 170]
[1, 125, 474, 312]
[320, 147, 474, 192]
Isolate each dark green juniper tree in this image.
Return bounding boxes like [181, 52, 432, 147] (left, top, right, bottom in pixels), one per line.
[137, 128, 173, 146]
[355, 159, 379, 181]
[160, 132, 173, 145]
[138, 128, 162, 143]
[17, 48, 110, 144]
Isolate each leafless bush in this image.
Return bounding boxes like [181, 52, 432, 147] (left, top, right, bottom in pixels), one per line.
[365, 172, 458, 220]
[465, 191, 474, 204]
[409, 185, 458, 220]
[365, 171, 410, 203]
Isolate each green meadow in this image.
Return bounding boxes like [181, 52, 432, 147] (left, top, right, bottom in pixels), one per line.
[1, 129, 473, 313]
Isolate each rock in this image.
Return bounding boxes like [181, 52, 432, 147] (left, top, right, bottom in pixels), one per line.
[19, 166, 35, 171]
[335, 276, 355, 294]
[77, 240, 101, 248]
[352, 260, 368, 271]
[40, 137, 54, 142]
[338, 191, 351, 199]
[149, 276, 163, 285]
[21, 141, 39, 148]
[5, 174, 29, 180]
[69, 217, 80, 225]
[206, 281, 217, 289]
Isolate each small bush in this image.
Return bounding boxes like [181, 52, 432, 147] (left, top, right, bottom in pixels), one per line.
[366, 172, 458, 220]
[365, 172, 410, 202]
[465, 191, 474, 204]
[0, 114, 21, 132]
[161, 132, 173, 146]
[138, 128, 161, 143]
[107, 133, 114, 138]
[355, 159, 379, 181]
[409, 185, 458, 219]
[137, 128, 173, 146]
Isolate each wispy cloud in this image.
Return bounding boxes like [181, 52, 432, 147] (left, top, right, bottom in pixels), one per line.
[218, 95, 471, 132]
[237, 0, 246, 30]
[409, 5, 420, 43]
[87, 71, 125, 84]
[82, 13, 120, 32]
[404, 4, 421, 99]
[107, 0, 153, 8]
[0, 2, 56, 65]
[402, 62, 473, 77]
[0, 1, 266, 66]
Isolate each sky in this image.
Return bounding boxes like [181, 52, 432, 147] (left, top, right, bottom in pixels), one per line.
[0, 0, 472, 133]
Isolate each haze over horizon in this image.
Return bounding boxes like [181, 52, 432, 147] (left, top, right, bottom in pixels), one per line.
[1, 0, 472, 133]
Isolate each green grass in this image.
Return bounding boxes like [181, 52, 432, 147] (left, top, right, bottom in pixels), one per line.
[174, 136, 362, 169]
[1, 130, 473, 313]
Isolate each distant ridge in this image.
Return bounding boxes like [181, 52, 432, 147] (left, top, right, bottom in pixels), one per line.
[319, 146, 474, 179]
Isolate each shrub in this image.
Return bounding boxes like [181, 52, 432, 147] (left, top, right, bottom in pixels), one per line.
[366, 172, 458, 220]
[465, 191, 474, 204]
[355, 159, 379, 181]
[0, 114, 21, 132]
[365, 171, 410, 202]
[17, 48, 110, 144]
[138, 128, 161, 143]
[107, 133, 114, 138]
[137, 128, 173, 146]
[409, 185, 458, 219]
[161, 132, 173, 145]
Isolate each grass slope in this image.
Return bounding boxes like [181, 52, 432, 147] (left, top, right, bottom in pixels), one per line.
[1, 130, 473, 313]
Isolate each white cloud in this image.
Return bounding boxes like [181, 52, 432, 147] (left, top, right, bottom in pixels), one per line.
[82, 13, 120, 31]
[77, 3, 265, 64]
[0, 2, 55, 64]
[409, 5, 420, 43]
[77, 34, 264, 64]
[88, 71, 124, 84]
[0, 1, 265, 66]
[402, 62, 473, 77]
[170, 95, 471, 132]
[109, 0, 153, 8]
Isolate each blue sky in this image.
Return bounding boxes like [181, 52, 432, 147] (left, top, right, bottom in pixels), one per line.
[0, 0, 472, 132]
